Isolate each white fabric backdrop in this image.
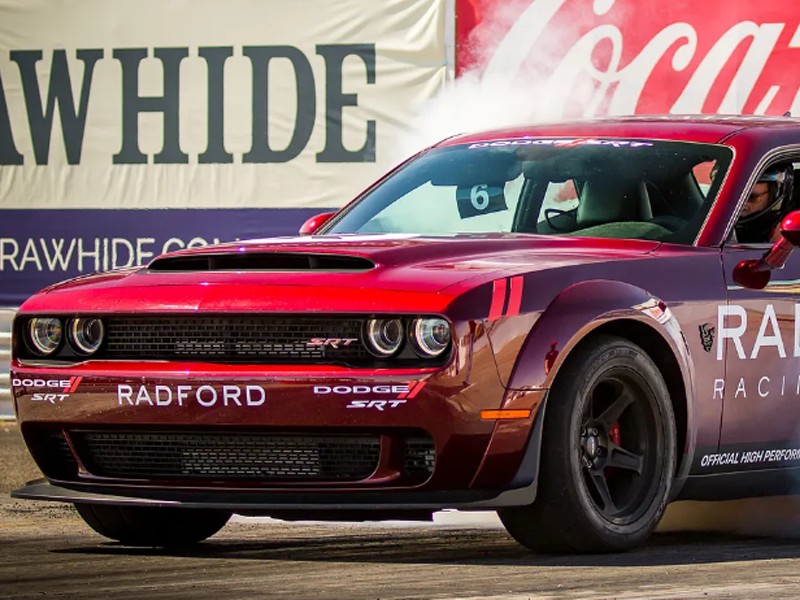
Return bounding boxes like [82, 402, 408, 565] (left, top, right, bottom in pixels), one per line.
[0, 0, 447, 209]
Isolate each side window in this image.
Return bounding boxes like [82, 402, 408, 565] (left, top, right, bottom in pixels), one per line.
[732, 159, 799, 244]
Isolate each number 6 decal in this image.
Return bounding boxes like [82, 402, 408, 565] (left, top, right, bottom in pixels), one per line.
[456, 182, 506, 219]
[470, 185, 490, 210]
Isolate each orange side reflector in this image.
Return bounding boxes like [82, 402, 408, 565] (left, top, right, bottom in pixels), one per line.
[480, 409, 532, 420]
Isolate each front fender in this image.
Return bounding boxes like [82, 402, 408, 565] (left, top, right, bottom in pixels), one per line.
[506, 280, 690, 389]
[502, 279, 697, 495]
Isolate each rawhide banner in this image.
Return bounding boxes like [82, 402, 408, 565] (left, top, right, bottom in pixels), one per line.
[0, 0, 446, 304]
[456, 0, 800, 117]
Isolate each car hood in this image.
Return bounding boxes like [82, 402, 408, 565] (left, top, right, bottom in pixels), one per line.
[21, 234, 659, 313]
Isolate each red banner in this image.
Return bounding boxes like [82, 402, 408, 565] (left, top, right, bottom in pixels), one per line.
[456, 0, 800, 117]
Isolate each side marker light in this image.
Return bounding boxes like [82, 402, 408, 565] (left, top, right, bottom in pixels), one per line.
[480, 409, 532, 420]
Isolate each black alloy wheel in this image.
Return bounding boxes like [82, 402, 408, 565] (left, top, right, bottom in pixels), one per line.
[578, 370, 660, 524]
[499, 334, 676, 553]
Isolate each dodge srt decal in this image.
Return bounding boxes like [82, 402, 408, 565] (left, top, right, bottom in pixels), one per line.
[314, 382, 427, 410]
[347, 399, 407, 410]
[467, 139, 654, 149]
[13, 377, 83, 403]
[313, 382, 426, 397]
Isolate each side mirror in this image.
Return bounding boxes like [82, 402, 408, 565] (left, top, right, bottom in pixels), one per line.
[298, 212, 336, 236]
[733, 210, 800, 290]
[780, 210, 800, 245]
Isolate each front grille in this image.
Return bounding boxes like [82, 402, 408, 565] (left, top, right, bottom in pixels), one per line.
[103, 316, 368, 363]
[16, 314, 452, 367]
[70, 431, 382, 481]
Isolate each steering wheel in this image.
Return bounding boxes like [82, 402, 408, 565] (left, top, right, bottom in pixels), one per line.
[544, 207, 578, 232]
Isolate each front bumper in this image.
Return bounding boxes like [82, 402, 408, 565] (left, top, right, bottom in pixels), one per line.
[12, 360, 547, 504]
[11, 476, 540, 512]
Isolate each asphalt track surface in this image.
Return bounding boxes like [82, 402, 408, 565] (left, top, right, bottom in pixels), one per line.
[5, 424, 800, 599]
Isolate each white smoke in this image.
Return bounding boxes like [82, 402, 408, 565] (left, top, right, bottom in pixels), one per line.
[659, 497, 800, 538]
[391, 0, 625, 162]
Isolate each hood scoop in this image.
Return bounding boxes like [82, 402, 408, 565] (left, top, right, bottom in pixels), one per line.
[147, 252, 376, 272]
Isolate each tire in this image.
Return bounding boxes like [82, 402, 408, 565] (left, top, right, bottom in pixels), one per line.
[74, 503, 231, 546]
[499, 335, 676, 554]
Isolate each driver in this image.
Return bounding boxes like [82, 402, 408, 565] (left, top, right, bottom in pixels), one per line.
[735, 164, 795, 243]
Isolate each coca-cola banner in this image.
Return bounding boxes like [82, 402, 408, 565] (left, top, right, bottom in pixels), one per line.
[0, 0, 446, 305]
[456, 0, 800, 118]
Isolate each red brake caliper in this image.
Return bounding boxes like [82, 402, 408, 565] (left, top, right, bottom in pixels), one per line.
[610, 422, 621, 447]
[606, 422, 621, 478]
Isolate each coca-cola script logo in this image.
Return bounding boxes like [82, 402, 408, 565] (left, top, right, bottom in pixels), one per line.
[456, 0, 800, 117]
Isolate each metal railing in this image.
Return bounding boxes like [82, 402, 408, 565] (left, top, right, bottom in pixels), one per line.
[0, 308, 15, 418]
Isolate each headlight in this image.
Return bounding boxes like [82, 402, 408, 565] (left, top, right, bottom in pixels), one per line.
[28, 317, 63, 355]
[410, 318, 451, 357]
[365, 318, 404, 357]
[69, 317, 104, 355]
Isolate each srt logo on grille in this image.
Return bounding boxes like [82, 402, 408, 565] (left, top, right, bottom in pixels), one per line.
[13, 377, 83, 404]
[307, 338, 359, 348]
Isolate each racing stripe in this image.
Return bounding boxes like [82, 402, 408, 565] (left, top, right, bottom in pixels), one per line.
[488, 279, 507, 321]
[398, 383, 413, 399]
[505, 276, 524, 317]
[398, 381, 426, 400]
[407, 381, 426, 398]
[67, 377, 83, 393]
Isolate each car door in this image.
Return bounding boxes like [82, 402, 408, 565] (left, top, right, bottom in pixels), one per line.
[718, 163, 800, 484]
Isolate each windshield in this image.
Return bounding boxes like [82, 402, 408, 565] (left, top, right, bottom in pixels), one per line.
[323, 138, 733, 244]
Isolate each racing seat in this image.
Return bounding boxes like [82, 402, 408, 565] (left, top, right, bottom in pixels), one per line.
[568, 176, 672, 240]
[576, 176, 653, 228]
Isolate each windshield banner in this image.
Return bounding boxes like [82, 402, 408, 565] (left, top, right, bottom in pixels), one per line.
[0, 0, 446, 304]
[456, 0, 800, 118]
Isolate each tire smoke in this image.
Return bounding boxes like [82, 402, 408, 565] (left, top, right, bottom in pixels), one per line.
[659, 497, 800, 538]
[391, 0, 629, 163]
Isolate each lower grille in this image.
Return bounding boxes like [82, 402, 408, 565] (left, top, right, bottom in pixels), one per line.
[71, 431, 382, 482]
[403, 437, 436, 477]
[25, 431, 78, 480]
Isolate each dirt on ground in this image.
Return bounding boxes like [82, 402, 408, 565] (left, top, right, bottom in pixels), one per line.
[0, 421, 40, 494]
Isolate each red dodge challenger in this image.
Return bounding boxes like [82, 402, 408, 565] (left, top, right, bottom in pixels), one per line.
[11, 116, 800, 553]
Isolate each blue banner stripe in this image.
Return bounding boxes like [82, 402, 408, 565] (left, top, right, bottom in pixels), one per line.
[0, 208, 335, 305]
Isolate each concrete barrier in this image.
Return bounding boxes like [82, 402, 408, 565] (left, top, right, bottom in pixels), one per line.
[0, 308, 14, 419]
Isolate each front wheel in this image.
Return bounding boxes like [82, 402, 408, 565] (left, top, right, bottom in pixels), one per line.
[499, 335, 676, 553]
[75, 503, 231, 546]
